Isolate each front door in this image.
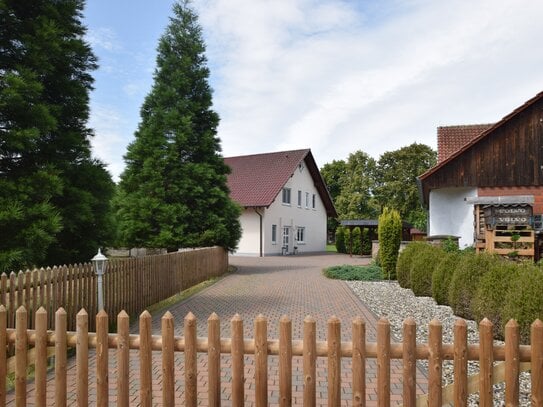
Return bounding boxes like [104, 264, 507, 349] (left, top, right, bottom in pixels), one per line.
[282, 226, 290, 254]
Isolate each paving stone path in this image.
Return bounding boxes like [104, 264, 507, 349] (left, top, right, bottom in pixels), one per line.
[8, 252, 428, 406]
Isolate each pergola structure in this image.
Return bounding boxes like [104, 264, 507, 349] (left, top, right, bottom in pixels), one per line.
[340, 219, 413, 256]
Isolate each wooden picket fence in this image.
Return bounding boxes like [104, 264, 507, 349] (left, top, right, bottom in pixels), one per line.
[0, 247, 228, 331]
[2, 306, 543, 406]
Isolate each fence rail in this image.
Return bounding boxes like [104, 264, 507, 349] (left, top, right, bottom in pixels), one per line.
[2, 307, 543, 406]
[0, 247, 228, 331]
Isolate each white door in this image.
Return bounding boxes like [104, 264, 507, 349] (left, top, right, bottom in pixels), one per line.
[282, 226, 290, 253]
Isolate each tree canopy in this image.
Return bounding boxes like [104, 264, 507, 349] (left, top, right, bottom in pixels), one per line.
[0, 0, 115, 272]
[116, 0, 241, 251]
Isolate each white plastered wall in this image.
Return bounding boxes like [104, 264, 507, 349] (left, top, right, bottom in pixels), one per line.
[428, 187, 477, 248]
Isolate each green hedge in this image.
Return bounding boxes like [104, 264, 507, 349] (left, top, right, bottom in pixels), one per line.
[335, 227, 346, 254]
[396, 241, 429, 288]
[448, 252, 498, 320]
[503, 264, 543, 343]
[410, 244, 444, 297]
[431, 251, 460, 305]
[352, 227, 362, 255]
[378, 207, 402, 279]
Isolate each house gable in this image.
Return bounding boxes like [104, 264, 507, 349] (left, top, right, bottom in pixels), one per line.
[419, 91, 543, 205]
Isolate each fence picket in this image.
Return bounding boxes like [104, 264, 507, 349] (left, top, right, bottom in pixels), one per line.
[96, 310, 108, 407]
[15, 306, 27, 407]
[184, 312, 197, 407]
[377, 318, 390, 407]
[532, 319, 543, 406]
[208, 313, 220, 406]
[231, 314, 244, 406]
[505, 319, 520, 406]
[140, 310, 152, 407]
[162, 311, 175, 407]
[479, 318, 494, 407]
[0, 305, 6, 406]
[35, 308, 47, 407]
[55, 308, 67, 407]
[9, 273, 15, 328]
[428, 319, 443, 407]
[255, 314, 268, 407]
[453, 319, 468, 407]
[76, 309, 89, 407]
[279, 315, 292, 407]
[328, 316, 341, 406]
[402, 318, 416, 407]
[303, 315, 316, 406]
[352, 317, 365, 407]
[117, 310, 130, 407]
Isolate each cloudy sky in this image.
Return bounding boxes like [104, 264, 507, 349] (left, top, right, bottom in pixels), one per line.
[84, 0, 543, 181]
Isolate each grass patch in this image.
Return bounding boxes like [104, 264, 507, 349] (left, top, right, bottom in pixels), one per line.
[326, 244, 337, 252]
[323, 263, 382, 281]
[146, 265, 235, 316]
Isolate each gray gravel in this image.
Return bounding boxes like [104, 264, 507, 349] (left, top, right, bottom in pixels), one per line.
[347, 280, 531, 406]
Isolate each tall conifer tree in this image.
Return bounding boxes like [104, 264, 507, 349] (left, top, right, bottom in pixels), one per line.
[0, 0, 115, 271]
[117, 1, 241, 251]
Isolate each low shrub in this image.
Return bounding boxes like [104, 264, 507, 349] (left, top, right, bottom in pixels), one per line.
[503, 264, 543, 343]
[448, 252, 498, 320]
[396, 242, 429, 288]
[431, 251, 461, 305]
[472, 259, 519, 339]
[410, 244, 444, 297]
[323, 263, 382, 281]
[335, 227, 346, 254]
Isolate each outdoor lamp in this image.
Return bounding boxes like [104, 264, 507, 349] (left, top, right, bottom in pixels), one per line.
[92, 248, 108, 311]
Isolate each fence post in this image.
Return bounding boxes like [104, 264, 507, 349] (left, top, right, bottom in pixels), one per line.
[231, 314, 244, 407]
[15, 306, 27, 406]
[328, 316, 341, 406]
[77, 309, 89, 407]
[162, 311, 175, 407]
[96, 310, 109, 407]
[208, 313, 220, 406]
[279, 315, 292, 407]
[505, 319, 520, 406]
[479, 318, 493, 407]
[35, 307, 48, 406]
[117, 310, 130, 407]
[184, 312, 197, 407]
[255, 314, 268, 407]
[428, 319, 442, 407]
[0, 305, 5, 407]
[140, 310, 152, 407]
[377, 318, 390, 407]
[532, 319, 543, 406]
[402, 317, 416, 407]
[55, 308, 67, 407]
[352, 317, 365, 407]
[453, 319, 468, 407]
[303, 315, 316, 406]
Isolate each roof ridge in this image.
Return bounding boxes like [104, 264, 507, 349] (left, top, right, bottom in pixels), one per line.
[224, 148, 310, 160]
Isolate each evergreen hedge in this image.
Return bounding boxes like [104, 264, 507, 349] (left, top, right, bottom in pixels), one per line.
[352, 227, 362, 255]
[335, 227, 346, 253]
[378, 207, 402, 279]
[409, 244, 444, 297]
[396, 241, 428, 288]
[431, 251, 460, 305]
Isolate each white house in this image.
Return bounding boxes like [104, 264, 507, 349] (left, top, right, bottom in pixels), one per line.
[224, 149, 337, 256]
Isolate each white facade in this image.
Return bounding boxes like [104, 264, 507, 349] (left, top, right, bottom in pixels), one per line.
[428, 187, 477, 248]
[234, 163, 327, 256]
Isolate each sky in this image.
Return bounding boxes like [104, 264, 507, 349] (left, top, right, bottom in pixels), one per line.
[83, 0, 543, 181]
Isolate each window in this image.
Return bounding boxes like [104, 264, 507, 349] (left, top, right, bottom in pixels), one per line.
[282, 188, 291, 204]
[297, 190, 302, 207]
[305, 192, 309, 208]
[282, 226, 290, 247]
[312, 194, 316, 209]
[271, 225, 277, 244]
[296, 227, 305, 243]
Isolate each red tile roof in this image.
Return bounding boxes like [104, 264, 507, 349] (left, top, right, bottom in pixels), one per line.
[437, 124, 494, 163]
[224, 149, 337, 217]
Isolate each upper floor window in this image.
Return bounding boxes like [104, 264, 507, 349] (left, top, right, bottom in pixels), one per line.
[305, 192, 310, 208]
[312, 194, 316, 209]
[297, 190, 302, 207]
[282, 188, 291, 205]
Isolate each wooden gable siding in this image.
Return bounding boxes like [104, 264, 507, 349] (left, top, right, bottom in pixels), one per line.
[422, 99, 543, 201]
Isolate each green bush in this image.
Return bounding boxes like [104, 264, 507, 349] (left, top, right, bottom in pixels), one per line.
[472, 259, 519, 339]
[361, 228, 371, 255]
[323, 263, 382, 281]
[378, 207, 402, 279]
[432, 251, 461, 305]
[344, 228, 351, 254]
[396, 241, 429, 288]
[448, 252, 498, 320]
[503, 264, 543, 343]
[352, 227, 362, 255]
[410, 244, 444, 297]
[335, 227, 346, 254]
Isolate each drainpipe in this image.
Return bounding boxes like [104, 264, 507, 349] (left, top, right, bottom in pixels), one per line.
[254, 207, 263, 257]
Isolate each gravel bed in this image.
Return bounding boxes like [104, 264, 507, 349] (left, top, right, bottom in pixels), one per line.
[347, 280, 531, 406]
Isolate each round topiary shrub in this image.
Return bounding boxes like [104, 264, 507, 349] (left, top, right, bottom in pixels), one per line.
[431, 251, 461, 305]
[410, 244, 444, 297]
[472, 259, 519, 339]
[352, 227, 362, 255]
[396, 241, 429, 288]
[503, 264, 543, 343]
[335, 227, 346, 253]
[448, 252, 498, 320]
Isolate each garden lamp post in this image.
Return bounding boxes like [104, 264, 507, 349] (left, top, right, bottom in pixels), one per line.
[92, 248, 108, 311]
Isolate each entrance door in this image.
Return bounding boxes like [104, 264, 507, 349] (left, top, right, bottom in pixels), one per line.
[282, 226, 290, 254]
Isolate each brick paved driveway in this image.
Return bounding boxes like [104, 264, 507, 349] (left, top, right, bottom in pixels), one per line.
[9, 252, 428, 406]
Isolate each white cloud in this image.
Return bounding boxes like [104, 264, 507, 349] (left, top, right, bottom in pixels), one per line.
[86, 27, 121, 52]
[195, 0, 543, 165]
